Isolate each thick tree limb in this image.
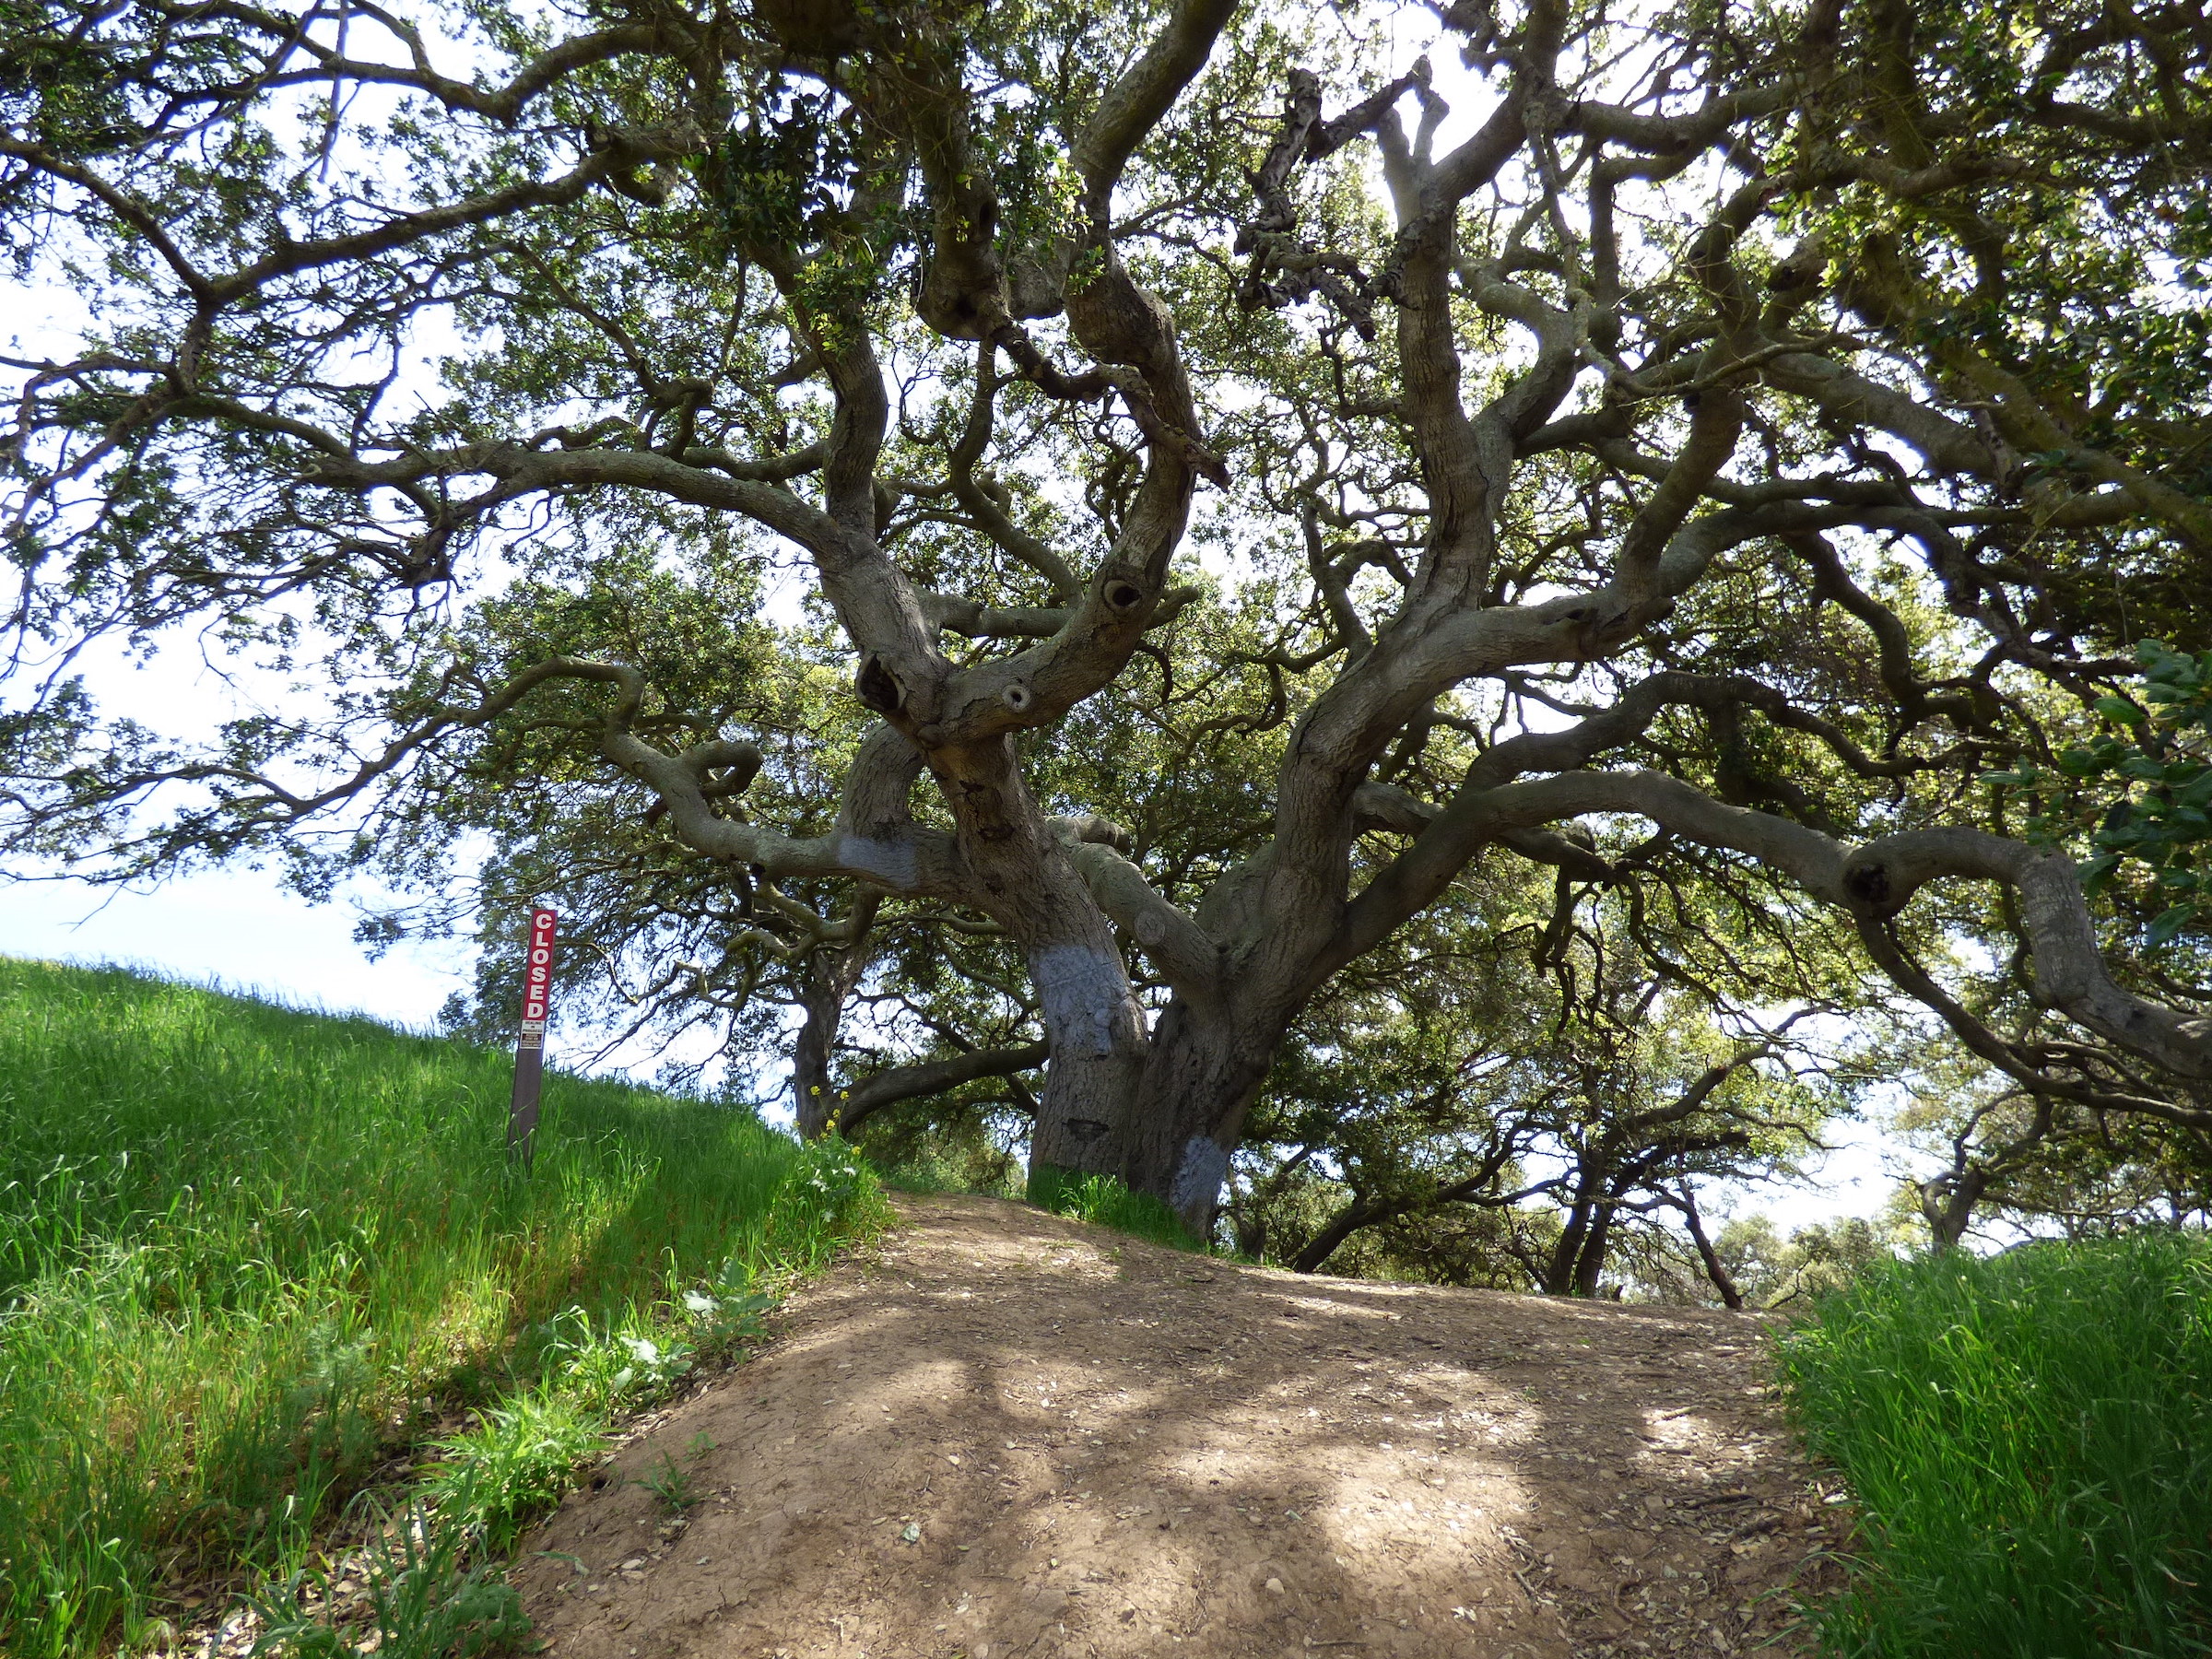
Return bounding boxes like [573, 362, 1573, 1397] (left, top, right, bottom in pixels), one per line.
[836, 1042, 1052, 1134]
[1443, 772, 2212, 1085]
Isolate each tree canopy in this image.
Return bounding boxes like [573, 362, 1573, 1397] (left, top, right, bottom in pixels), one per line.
[6, 0, 2210, 1251]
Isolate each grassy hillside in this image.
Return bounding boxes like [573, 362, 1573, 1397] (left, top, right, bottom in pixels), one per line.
[0, 958, 879, 1658]
[1780, 1234, 2212, 1657]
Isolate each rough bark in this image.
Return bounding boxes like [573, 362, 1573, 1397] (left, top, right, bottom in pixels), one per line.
[1677, 1191, 1746, 1311]
[1116, 997, 1278, 1231]
[1919, 1171, 1985, 1253]
[793, 898, 879, 1141]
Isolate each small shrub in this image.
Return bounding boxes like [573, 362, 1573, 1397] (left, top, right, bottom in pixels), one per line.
[246, 1492, 528, 1659]
[765, 1135, 889, 1267]
[419, 1392, 605, 1553]
[1031, 1170, 1208, 1253]
[679, 1257, 779, 1364]
[633, 1452, 697, 1513]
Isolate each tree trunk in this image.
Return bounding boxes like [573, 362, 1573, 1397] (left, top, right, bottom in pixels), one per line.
[1117, 996, 1277, 1233]
[1544, 1186, 1597, 1294]
[792, 994, 840, 1141]
[1678, 1190, 1745, 1311]
[791, 897, 877, 1141]
[1920, 1168, 1985, 1252]
[1228, 1202, 1267, 1262]
[1019, 923, 1151, 1199]
[925, 737, 1150, 1200]
[1571, 1204, 1617, 1297]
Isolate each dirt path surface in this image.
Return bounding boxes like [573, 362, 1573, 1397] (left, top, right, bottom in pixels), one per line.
[514, 1195, 1841, 1659]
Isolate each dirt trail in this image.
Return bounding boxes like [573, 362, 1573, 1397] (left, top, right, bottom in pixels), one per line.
[515, 1194, 1841, 1659]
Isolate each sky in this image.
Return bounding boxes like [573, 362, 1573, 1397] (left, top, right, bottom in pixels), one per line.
[3, 865, 470, 1030]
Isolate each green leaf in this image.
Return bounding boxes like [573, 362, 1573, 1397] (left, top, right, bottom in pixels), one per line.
[2146, 904, 2199, 949]
[2094, 696, 2148, 727]
[2077, 853, 2123, 894]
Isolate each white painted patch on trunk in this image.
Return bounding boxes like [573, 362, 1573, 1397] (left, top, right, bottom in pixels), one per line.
[1168, 1135, 1229, 1217]
[1030, 943, 1125, 1059]
[836, 832, 917, 889]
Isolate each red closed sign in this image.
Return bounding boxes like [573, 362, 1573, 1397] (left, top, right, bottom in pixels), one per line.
[520, 907, 558, 1031]
[508, 904, 559, 1167]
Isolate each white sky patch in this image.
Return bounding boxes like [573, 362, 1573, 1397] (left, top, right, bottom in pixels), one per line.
[2, 866, 470, 1030]
[1705, 1108, 1904, 1233]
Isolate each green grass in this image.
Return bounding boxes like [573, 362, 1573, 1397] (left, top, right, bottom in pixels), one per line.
[1026, 1166, 1210, 1253]
[244, 1484, 530, 1659]
[0, 957, 884, 1658]
[1778, 1233, 2212, 1658]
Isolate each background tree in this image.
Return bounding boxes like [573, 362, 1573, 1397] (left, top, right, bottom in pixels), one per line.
[6, 0, 2210, 1235]
[1700, 1211, 1905, 1308]
[1221, 865, 1854, 1292]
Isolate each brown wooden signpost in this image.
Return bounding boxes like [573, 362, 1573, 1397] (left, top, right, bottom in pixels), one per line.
[507, 906, 558, 1169]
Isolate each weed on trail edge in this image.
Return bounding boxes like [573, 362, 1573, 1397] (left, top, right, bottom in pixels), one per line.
[1778, 1233, 2212, 1658]
[0, 959, 888, 1658]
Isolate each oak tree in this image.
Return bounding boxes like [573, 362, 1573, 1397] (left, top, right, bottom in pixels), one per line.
[6, 0, 2210, 1231]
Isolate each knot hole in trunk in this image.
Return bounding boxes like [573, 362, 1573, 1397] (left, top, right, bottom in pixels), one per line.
[1843, 857, 1893, 911]
[1101, 577, 1147, 614]
[854, 653, 906, 714]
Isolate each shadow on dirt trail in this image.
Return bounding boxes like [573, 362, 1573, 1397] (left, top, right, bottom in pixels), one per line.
[513, 1194, 1841, 1659]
